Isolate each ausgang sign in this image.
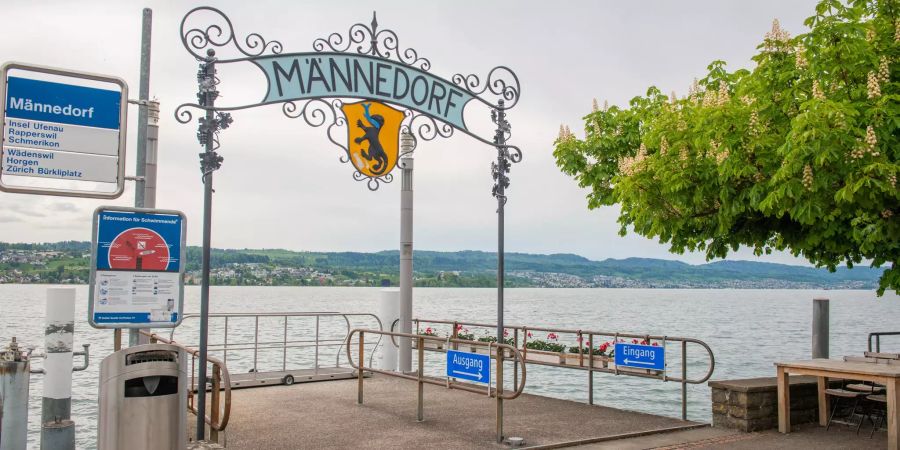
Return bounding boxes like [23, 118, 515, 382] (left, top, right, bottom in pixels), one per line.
[0, 63, 127, 198]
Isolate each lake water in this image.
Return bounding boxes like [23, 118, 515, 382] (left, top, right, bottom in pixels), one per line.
[1, 285, 898, 449]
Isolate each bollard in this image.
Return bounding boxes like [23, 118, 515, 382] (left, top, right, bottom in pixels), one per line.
[378, 289, 400, 371]
[812, 298, 829, 359]
[41, 288, 76, 450]
[1, 337, 31, 450]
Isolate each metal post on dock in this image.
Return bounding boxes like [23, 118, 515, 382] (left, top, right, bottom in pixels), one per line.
[1, 337, 30, 450]
[417, 337, 424, 422]
[399, 131, 415, 373]
[130, 7, 154, 348]
[812, 298, 829, 359]
[41, 288, 76, 450]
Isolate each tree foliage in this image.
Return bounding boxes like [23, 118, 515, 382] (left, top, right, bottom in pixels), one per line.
[553, 0, 899, 295]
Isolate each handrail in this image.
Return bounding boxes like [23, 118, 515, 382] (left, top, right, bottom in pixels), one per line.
[413, 318, 715, 420]
[345, 328, 527, 400]
[868, 331, 900, 353]
[345, 328, 526, 442]
[140, 330, 231, 431]
[173, 312, 384, 371]
[141, 330, 232, 433]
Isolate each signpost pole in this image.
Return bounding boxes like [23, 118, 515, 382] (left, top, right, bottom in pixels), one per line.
[129, 7, 153, 348]
[491, 100, 510, 444]
[195, 49, 219, 442]
[398, 131, 415, 373]
[491, 101, 510, 346]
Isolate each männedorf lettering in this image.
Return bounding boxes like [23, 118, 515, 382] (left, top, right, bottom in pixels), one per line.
[254, 53, 473, 131]
[8, 97, 95, 119]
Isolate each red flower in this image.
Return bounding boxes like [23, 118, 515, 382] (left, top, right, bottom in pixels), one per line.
[576, 336, 583, 343]
[548, 333, 558, 341]
[527, 332, 533, 338]
[503, 329, 510, 337]
[425, 327, 433, 334]
[652, 342, 659, 347]
[632, 339, 639, 344]
[640, 339, 648, 345]
[456, 324, 463, 331]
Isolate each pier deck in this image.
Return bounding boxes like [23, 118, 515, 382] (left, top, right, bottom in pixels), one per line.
[221, 374, 701, 449]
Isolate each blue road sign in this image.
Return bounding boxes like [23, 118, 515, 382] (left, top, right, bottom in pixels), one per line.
[614, 343, 665, 371]
[6, 76, 122, 129]
[446, 350, 490, 384]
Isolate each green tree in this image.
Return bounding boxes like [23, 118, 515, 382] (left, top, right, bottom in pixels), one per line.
[554, 0, 899, 294]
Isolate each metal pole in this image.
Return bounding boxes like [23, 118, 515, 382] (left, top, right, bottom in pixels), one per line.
[417, 337, 424, 422]
[681, 340, 687, 420]
[399, 131, 415, 373]
[358, 331, 364, 405]
[128, 7, 154, 348]
[1, 337, 30, 450]
[196, 48, 219, 442]
[41, 288, 76, 450]
[812, 298, 829, 359]
[491, 101, 510, 345]
[496, 346, 504, 443]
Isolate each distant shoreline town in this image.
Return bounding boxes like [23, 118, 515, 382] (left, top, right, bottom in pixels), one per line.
[0, 241, 882, 290]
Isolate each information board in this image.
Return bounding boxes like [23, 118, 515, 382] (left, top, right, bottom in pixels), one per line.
[89, 206, 187, 329]
[0, 62, 128, 198]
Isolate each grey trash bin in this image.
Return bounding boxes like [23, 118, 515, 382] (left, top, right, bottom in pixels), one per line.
[98, 344, 187, 450]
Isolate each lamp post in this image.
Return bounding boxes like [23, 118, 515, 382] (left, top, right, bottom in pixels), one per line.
[398, 130, 416, 373]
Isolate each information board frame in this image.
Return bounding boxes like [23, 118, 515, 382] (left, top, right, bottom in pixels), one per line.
[88, 206, 187, 329]
[0, 61, 128, 198]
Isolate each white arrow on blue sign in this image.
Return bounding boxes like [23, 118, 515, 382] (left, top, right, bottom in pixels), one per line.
[614, 343, 665, 371]
[446, 349, 490, 384]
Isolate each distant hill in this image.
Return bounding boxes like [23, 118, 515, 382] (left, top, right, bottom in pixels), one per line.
[0, 242, 884, 289]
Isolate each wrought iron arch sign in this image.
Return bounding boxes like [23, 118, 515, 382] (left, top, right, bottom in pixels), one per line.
[176, 8, 522, 442]
[175, 7, 522, 191]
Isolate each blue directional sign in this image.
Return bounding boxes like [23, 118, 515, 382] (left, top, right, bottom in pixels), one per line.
[0, 63, 128, 198]
[615, 343, 665, 371]
[446, 350, 490, 384]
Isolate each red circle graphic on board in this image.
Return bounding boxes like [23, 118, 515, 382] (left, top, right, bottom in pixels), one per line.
[107, 228, 170, 271]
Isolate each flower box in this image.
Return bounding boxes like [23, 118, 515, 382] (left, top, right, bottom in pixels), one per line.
[611, 364, 662, 376]
[471, 345, 515, 358]
[412, 339, 443, 350]
[523, 349, 567, 364]
[562, 353, 610, 368]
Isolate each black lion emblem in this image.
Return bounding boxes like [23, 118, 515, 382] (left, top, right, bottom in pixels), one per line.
[354, 103, 389, 175]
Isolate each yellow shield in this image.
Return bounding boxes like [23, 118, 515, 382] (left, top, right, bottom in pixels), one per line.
[341, 101, 404, 178]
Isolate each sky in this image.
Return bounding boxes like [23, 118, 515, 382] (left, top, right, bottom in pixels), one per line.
[0, 0, 823, 265]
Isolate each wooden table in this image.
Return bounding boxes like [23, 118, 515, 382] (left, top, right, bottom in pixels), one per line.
[776, 359, 900, 450]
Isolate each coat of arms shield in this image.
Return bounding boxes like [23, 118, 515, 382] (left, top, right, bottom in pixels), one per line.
[341, 101, 404, 178]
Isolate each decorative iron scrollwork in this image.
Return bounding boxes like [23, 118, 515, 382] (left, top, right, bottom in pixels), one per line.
[453, 66, 521, 109]
[312, 12, 431, 71]
[180, 6, 283, 62]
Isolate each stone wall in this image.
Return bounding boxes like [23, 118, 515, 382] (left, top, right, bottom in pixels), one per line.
[708, 376, 832, 432]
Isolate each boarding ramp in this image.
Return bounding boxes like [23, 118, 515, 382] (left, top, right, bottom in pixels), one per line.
[171, 312, 383, 388]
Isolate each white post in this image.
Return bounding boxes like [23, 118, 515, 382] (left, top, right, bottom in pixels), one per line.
[0, 337, 30, 450]
[378, 289, 400, 371]
[398, 131, 415, 373]
[41, 288, 76, 449]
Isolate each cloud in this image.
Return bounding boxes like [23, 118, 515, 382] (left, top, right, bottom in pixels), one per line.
[0, 215, 22, 223]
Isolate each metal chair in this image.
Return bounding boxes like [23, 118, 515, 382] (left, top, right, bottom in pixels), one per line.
[824, 386, 866, 432]
[866, 394, 887, 438]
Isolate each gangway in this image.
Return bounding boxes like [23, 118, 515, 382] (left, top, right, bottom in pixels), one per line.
[169, 312, 383, 389]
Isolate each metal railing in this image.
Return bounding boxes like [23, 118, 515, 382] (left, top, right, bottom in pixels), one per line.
[414, 319, 715, 420]
[868, 331, 900, 353]
[346, 329, 526, 443]
[141, 330, 232, 444]
[173, 312, 384, 372]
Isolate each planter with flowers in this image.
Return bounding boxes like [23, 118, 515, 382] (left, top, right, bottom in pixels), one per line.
[412, 327, 444, 350]
[471, 330, 515, 357]
[522, 333, 568, 364]
[563, 340, 611, 368]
